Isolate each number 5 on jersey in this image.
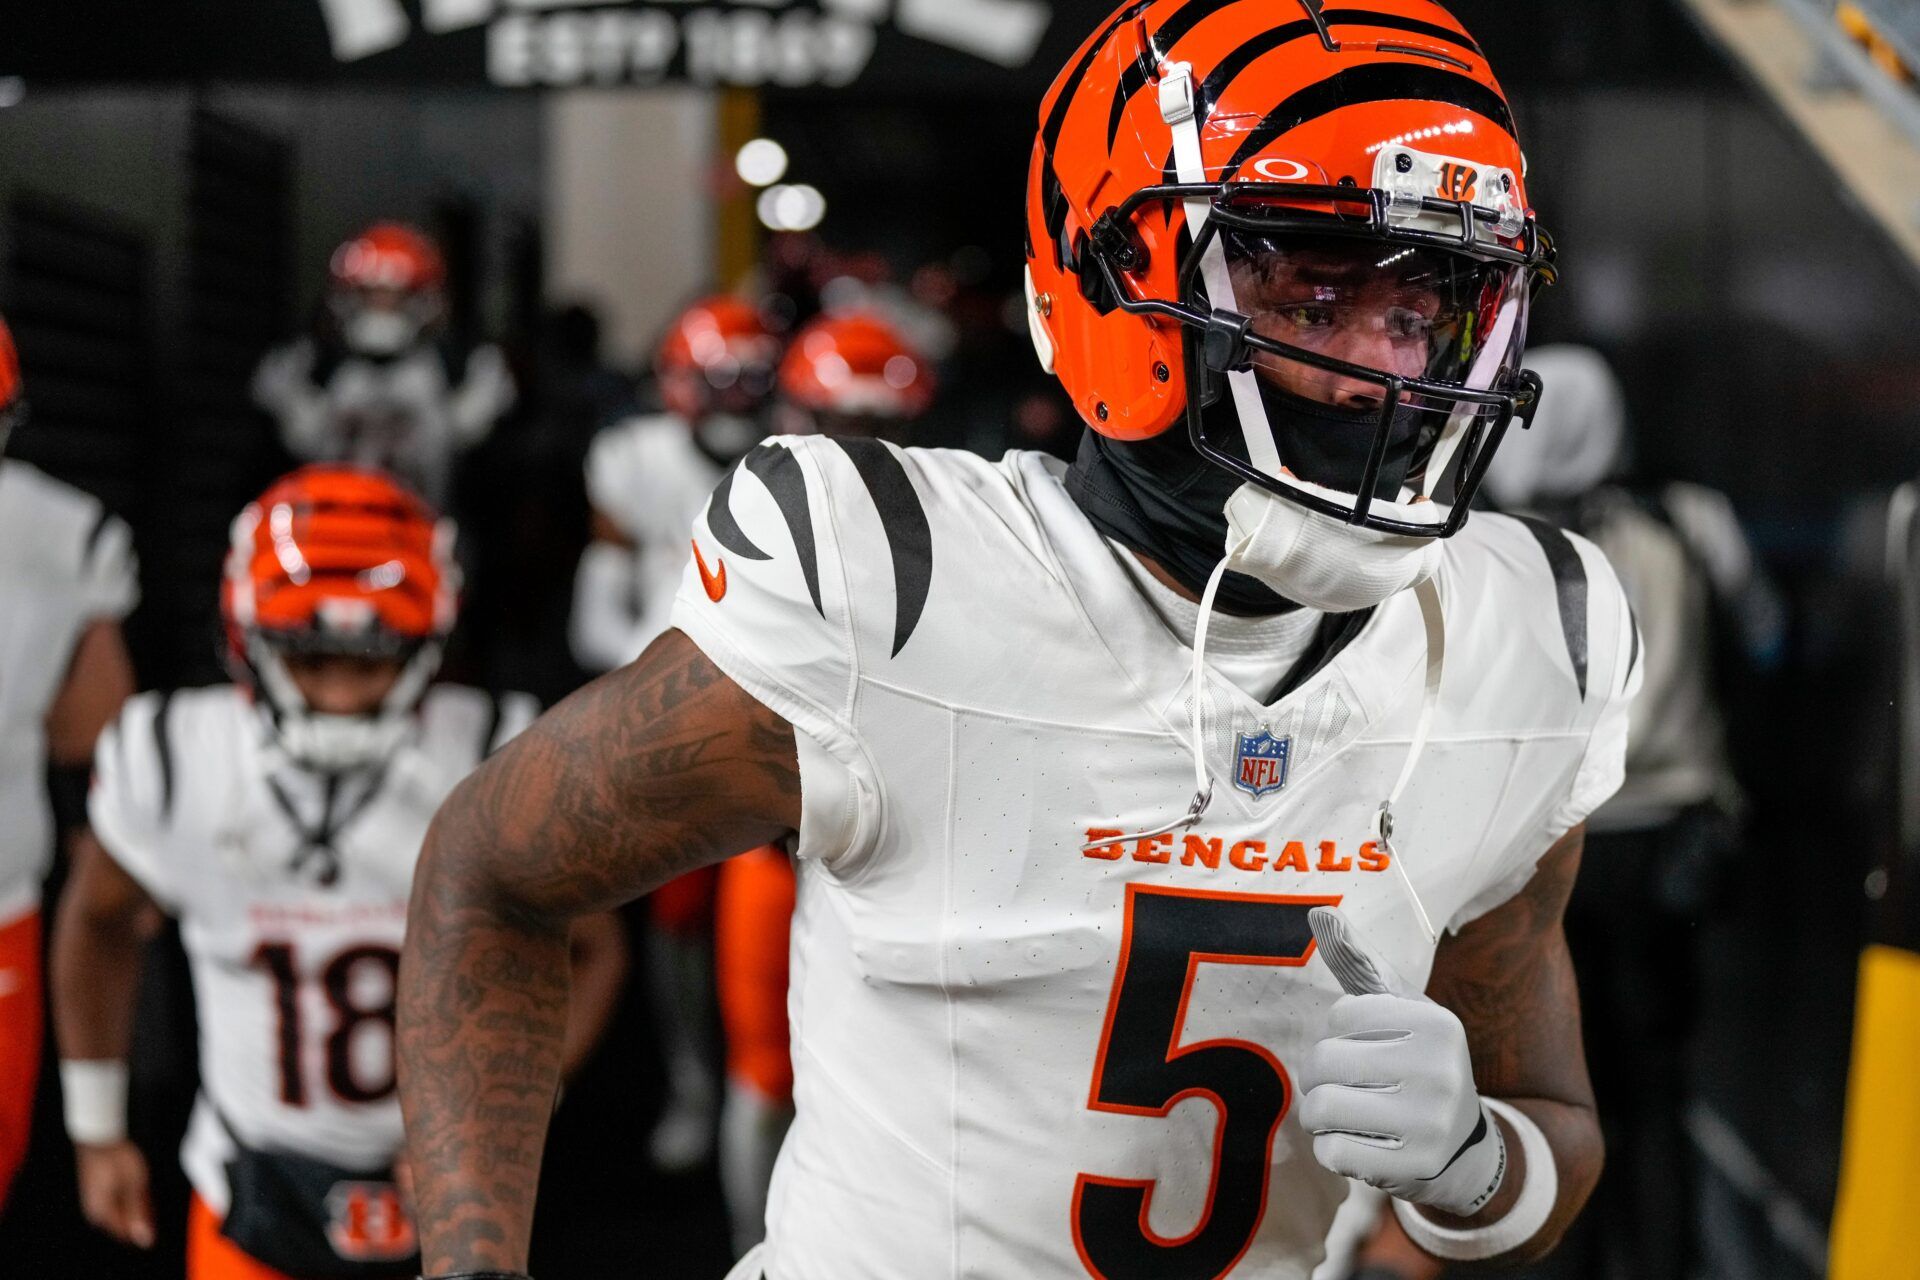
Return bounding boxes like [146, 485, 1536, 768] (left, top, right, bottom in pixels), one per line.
[1072, 887, 1336, 1280]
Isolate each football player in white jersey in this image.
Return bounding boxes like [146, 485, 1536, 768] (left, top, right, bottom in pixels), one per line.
[397, 4, 1641, 1278]
[571, 293, 784, 1173]
[0, 309, 140, 1214]
[571, 294, 782, 674]
[252, 224, 515, 512]
[50, 465, 625, 1279]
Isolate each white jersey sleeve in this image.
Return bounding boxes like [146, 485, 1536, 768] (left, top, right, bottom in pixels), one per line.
[669, 435, 886, 866]
[585, 419, 652, 542]
[89, 692, 190, 912]
[77, 510, 139, 623]
[1443, 520, 1642, 930]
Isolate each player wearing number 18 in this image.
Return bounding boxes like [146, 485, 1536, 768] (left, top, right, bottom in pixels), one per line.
[49, 465, 626, 1280]
[399, 2, 1638, 1277]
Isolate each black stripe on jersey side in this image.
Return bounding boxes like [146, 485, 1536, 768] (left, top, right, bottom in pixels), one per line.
[82, 506, 113, 562]
[1222, 62, 1516, 177]
[480, 692, 505, 760]
[152, 691, 177, 821]
[831, 439, 933, 659]
[744, 444, 825, 618]
[1626, 599, 1642, 689]
[1518, 517, 1590, 701]
[706, 461, 773, 562]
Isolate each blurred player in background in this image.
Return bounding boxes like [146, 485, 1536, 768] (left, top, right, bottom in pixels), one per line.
[714, 311, 934, 1255]
[252, 224, 515, 511]
[50, 465, 624, 1279]
[772, 311, 937, 444]
[572, 294, 781, 673]
[572, 295, 782, 1173]
[0, 309, 140, 1215]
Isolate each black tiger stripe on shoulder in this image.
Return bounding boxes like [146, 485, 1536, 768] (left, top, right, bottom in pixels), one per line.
[706, 460, 773, 563]
[82, 506, 114, 563]
[831, 439, 934, 659]
[152, 691, 177, 821]
[705, 439, 933, 658]
[1517, 516, 1591, 701]
[744, 445, 824, 617]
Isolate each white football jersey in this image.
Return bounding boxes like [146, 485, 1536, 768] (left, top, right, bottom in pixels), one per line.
[671, 439, 1638, 1280]
[0, 461, 138, 921]
[89, 684, 536, 1214]
[252, 338, 515, 510]
[583, 413, 728, 664]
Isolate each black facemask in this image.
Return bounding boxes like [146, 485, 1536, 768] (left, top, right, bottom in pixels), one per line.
[1200, 377, 1427, 503]
[1065, 427, 1298, 617]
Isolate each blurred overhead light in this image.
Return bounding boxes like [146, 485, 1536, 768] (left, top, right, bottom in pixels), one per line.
[758, 184, 827, 233]
[0, 79, 24, 109]
[735, 138, 789, 188]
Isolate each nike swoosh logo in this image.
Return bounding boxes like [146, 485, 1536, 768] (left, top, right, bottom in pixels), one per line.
[693, 539, 727, 602]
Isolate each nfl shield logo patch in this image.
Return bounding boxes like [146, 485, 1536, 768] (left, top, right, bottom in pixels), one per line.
[1234, 729, 1292, 799]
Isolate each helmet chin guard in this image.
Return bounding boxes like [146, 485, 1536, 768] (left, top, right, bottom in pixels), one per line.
[246, 636, 441, 773]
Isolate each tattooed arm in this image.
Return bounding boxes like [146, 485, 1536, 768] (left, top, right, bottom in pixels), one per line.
[398, 628, 800, 1274]
[1414, 823, 1599, 1261]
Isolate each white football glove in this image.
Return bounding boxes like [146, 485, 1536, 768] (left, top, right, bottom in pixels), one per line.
[1296, 907, 1506, 1217]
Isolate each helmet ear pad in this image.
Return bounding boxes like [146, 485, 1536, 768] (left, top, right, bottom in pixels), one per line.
[1024, 145, 1187, 441]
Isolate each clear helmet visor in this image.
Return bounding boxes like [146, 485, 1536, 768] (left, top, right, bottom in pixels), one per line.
[1188, 228, 1534, 534]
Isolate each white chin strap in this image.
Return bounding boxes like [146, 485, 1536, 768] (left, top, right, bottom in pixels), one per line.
[343, 309, 422, 357]
[1160, 61, 1282, 477]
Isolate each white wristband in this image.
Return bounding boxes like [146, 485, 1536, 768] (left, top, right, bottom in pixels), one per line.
[60, 1059, 129, 1146]
[1392, 1097, 1558, 1261]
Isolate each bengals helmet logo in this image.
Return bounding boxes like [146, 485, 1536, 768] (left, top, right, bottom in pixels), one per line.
[326, 1181, 417, 1262]
[1436, 163, 1479, 203]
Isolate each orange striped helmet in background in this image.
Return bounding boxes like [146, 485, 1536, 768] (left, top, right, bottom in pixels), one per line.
[777, 312, 935, 440]
[1025, 0, 1556, 536]
[328, 222, 447, 356]
[223, 464, 458, 770]
[656, 294, 784, 425]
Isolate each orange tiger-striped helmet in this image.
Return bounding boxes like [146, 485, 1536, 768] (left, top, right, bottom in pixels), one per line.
[331, 223, 446, 294]
[779, 313, 936, 422]
[656, 295, 782, 422]
[329, 223, 447, 356]
[223, 465, 458, 770]
[1026, 0, 1554, 535]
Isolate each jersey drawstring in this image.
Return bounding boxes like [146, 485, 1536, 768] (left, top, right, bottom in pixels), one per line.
[1084, 546, 1445, 947]
[266, 768, 387, 887]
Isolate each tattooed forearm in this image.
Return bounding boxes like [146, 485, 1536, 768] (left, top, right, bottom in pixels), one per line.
[398, 629, 800, 1273]
[1421, 825, 1601, 1261]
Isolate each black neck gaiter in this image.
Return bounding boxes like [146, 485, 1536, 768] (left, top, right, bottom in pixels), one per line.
[1064, 428, 1298, 617]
